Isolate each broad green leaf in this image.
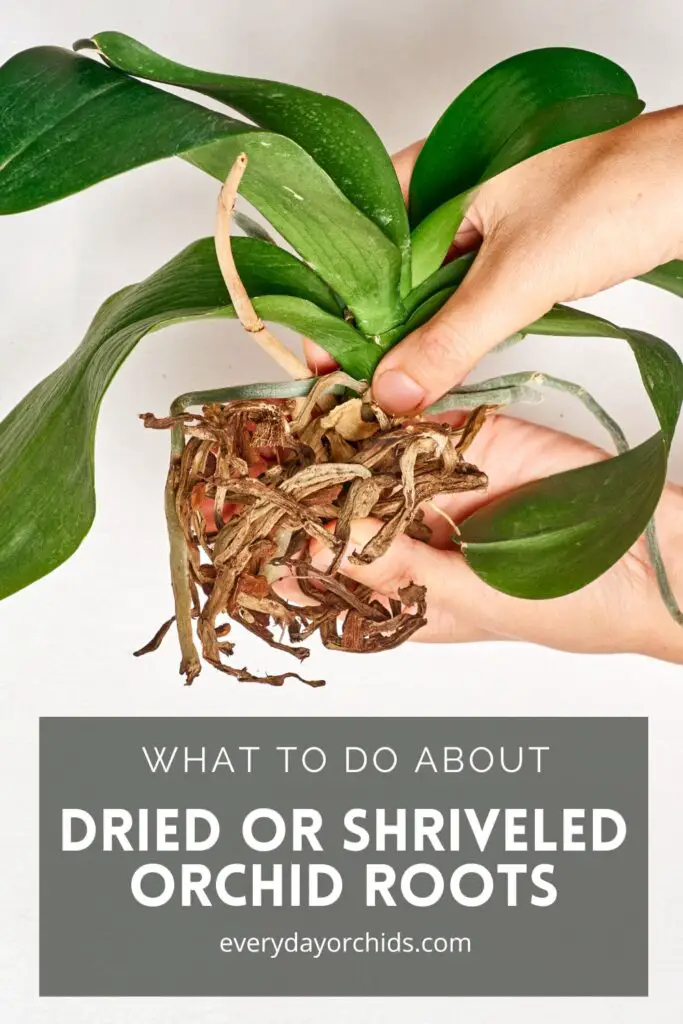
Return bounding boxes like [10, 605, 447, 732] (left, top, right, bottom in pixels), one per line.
[367, 259, 477, 362]
[404, 252, 474, 316]
[0, 46, 241, 212]
[185, 137, 403, 333]
[638, 259, 683, 299]
[370, 251, 492, 364]
[459, 306, 683, 598]
[409, 194, 474, 287]
[0, 237, 372, 600]
[410, 48, 642, 225]
[460, 434, 666, 598]
[0, 46, 403, 334]
[481, 94, 643, 179]
[375, 288, 456, 356]
[250, 296, 375, 379]
[77, 32, 410, 260]
[222, 237, 341, 314]
[409, 49, 643, 282]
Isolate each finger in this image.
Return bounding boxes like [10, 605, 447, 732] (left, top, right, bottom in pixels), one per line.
[447, 218, 482, 257]
[309, 517, 473, 613]
[310, 517, 447, 594]
[309, 518, 495, 643]
[274, 511, 463, 599]
[392, 140, 425, 201]
[274, 520, 452, 606]
[302, 337, 338, 374]
[271, 518, 497, 643]
[372, 232, 555, 414]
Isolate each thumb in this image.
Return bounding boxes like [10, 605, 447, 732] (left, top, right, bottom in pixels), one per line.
[372, 235, 553, 414]
[310, 517, 456, 603]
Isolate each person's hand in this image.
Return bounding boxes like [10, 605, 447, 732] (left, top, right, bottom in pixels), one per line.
[291, 413, 683, 663]
[298, 114, 683, 662]
[307, 107, 683, 411]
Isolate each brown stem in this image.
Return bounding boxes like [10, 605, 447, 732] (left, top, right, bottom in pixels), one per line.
[215, 154, 312, 381]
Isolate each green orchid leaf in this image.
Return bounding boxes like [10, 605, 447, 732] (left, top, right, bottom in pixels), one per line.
[0, 46, 242, 213]
[367, 249, 514, 369]
[409, 193, 473, 287]
[375, 288, 456, 358]
[185, 137, 403, 333]
[78, 31, 409, 259]
[459, 434, 666, 599]
[0, 237, 371, 600]
[404, 252, 474, 317]
[637, 259, 683, 299]
[409, 48, 643, 282]
[252, 296, 374, 378]
[0, 46, 403, 334]
[459, 306, 683, 598]
[226, 237, 342, 314]
[410, 48, 642, 225]
[481, 94, 643, 179]
[367, 260, 477, 363]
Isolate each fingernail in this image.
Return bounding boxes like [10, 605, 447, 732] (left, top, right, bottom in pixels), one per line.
[373, 369, 426, 414]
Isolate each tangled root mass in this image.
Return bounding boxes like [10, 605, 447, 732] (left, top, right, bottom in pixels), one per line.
[138, 374, 488, 687]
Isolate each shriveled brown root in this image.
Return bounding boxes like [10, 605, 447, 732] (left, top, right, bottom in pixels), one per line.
[133, 615, 176, 657]
[139, 373, 489, 686]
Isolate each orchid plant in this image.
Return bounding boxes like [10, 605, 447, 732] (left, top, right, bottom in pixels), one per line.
[1, 33, 681, 682]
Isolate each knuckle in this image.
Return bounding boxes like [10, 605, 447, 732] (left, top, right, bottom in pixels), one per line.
[372, 552, 420, 599]
[416, 321, 471, 379]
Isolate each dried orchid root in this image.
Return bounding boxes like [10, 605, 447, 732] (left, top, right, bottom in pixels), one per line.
[139, 373, 489, 686]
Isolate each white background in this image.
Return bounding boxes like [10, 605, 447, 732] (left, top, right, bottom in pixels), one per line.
[1, 0, 682, 1020]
